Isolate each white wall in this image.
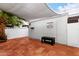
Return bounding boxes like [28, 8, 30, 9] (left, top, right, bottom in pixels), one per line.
[5, 27, 28, 39]
[67, 23, 79, 47]
[29, 15, 79, 48]
[56, 16, 67, 44]
[29, 15, 68, 45]
[29, 18, 56, 40]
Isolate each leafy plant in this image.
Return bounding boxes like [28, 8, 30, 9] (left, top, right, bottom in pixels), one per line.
[0, 10, 24, 42]
[8, 15, 23, 27]
[0, 10, 23, 27]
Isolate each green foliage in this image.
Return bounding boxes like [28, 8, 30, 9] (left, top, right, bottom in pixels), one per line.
[0, 10, 23, 27]
[10, 16, 23, 27]
[0, 11, 3, 17]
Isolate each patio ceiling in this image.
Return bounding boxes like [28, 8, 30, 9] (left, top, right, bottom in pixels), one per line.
[0, 3, 59, 21]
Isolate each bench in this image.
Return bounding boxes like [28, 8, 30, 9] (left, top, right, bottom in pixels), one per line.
[41, 36, 55, 45]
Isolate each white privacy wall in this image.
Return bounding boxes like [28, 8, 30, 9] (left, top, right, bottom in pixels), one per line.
[67, 23, 79, 47]
[29, 15, 68, 45]
[5, 21, 29, 39]
[5, 27, 28, 39]
[56, 16, 68, 44]
[29, 18, 57, 40]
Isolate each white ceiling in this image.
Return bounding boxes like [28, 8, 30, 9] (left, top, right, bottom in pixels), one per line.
[0, 3, 58, 21]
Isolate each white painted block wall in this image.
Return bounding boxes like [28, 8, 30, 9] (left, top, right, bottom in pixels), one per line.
[67, 23, 79, 47]
[56, 16, 67, 44]
[29, 15, 68, 45]
[29, 19, 56, 40]
[5, 27, 28, 39]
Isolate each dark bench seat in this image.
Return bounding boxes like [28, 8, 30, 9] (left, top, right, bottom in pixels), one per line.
[41, 36, 55, 45]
